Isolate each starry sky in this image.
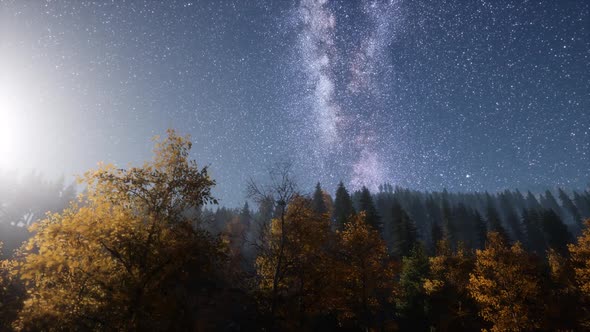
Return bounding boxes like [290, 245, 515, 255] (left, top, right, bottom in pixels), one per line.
[0, 0, 588, 206]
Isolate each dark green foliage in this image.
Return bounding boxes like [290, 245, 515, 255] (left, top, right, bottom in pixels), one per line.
[573, 191, 590, 218]
[358, 186, 381, 232]
[473, 211, 487, 249]
[391, 201, 418, 258]
[486, 201, 509, 242]
[424, 197, 443, 227]
[541, 190, 563, 218]
[558, 188, 582, 227]
[430, 221, 443, 253]
[452, 203, 476, 247]
[499, 191, 525, 242]
[522, 209, 547, 254]
[441, 197, 457, 246]
[397, 244, 430, 331]
[312, 182, 328, 216]
[526, 191, 541, 210]
[540, 209, 572, 255]
[333, 181, 355, 230]
[4, 168, 590, 331]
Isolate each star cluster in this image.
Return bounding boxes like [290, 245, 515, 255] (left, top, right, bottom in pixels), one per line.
[0, 0, 588, 206]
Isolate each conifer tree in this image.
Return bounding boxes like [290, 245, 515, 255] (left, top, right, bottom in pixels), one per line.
[333, 181, 355, 230]
[312, 182, 328, 216]
[397, 244, 430, 331]
[573, 191, 590, 218]
[558, 188, 582, 227]
[541, 209, 572, 255]
[521, 208, 547, 254]
[430, 221, 443, 254]
[499, 192, 525, 242]
[391, 201, 417, 258]
[541, 190, 563, 217]
[239, 201, 251, 227]
[486, 202, 509, 242]
[526, 190, 541, 210]
[473, 211, 487, 249]
[441, 197, 456, 246]
[358, 186, 381, 232]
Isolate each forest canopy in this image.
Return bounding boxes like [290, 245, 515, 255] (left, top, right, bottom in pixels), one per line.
[0, 130, 590, 331]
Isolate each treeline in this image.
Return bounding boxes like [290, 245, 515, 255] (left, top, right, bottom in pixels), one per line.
[0, 172, 75, 259]
[207, 181, 590, 258]
[0, 130, 590, 331]
[0, 171, 75, 227]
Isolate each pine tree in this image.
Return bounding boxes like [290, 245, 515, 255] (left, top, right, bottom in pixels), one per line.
[425, 196, 443, 227]
[541, 190, 563, 217]
[525, 190, 541, 209]
[397, 244, 430, 331]
[359, 186, 381, 232]
[573, 191, 590, 218]
[391, 201, 417, 258]
[512, 189, 527, 211]
[473, 211, 487, 249]
[333, 181, 355, 230]
[521, 208, 547, 254]
[453, 203, 473, 247]
[486, 201, 509, 242]
[441, 197, 457, 246]
[430, 221, 443, 254]
[312, 182, 328, 216]
[499, 192, 525, 242]
[239, 201, 251, 227]
[541, 209, 572, 255]
[558, 188, 582, 228]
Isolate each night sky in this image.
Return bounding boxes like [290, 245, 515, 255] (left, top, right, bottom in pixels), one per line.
[1, 0, 588, 206]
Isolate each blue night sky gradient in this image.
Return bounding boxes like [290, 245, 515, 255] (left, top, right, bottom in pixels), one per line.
[0, 0, 588, 206]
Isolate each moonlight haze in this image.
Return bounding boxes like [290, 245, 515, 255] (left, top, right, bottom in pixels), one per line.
[0, 0, 588, 205]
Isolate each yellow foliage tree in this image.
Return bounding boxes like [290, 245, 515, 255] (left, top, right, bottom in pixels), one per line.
[255, 195, 333, 330]
[424, 240, 480, 331]
[332, 212, 397, 330]
[0, 243, 19, 330]
[544, 248, 581, 330]
[12, 130, 227, 331]
[568, 219, 590, 328]
[467, 232, 543, 332]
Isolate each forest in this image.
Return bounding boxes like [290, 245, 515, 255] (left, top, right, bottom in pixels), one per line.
[1, 130, 590, 331]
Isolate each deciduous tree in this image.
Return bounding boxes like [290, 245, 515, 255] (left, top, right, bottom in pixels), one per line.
[468, 232, 543, 331]
[332, 212, 396, 330]
[13, 130, 229, 331]
[568, 219, 590, 328]
[255, 195, 333, 330]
